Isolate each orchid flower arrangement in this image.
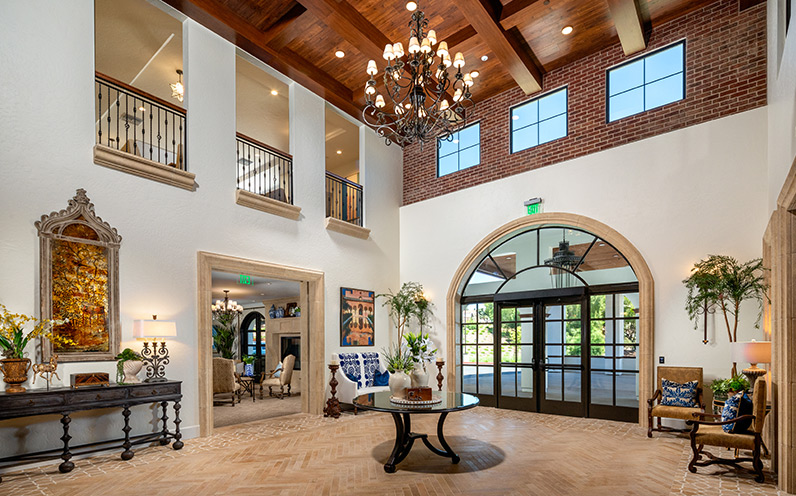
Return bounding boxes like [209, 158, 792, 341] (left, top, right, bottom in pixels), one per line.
[403, 331, 437, 365]
[0, 304, 72, 359]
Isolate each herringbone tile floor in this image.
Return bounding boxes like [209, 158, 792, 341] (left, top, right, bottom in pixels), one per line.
[0, 408, 787, 496]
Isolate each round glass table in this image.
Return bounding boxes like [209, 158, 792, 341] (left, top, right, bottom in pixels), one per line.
[353, 391, 479, 473]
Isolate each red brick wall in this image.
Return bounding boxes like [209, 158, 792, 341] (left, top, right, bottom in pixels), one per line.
[402, 0, 767, 205]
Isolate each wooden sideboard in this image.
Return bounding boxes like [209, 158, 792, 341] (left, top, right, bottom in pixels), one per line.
[0, 381, 183, 482]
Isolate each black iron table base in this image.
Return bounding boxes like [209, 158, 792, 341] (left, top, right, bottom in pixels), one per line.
[385, 412, 458, 473]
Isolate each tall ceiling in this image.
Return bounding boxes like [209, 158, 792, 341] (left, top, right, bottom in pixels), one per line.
[162, 0, 718, 121]
[211, 271, 300, 306]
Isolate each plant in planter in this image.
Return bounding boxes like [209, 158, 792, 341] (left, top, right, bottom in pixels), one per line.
[0, 304, 71, 393]
[241, 355, 255, 377]
[684, 255, 768, 376]
[710, 374, 751, 401]
[116, 348, 144, 384]
[382, 343, 413, 397]
[404, 331, 438, 387]
[378, 282, 433, 344]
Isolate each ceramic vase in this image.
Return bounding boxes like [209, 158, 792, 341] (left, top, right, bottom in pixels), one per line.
[389, 370, 411, 398]
[121, 360, 143, 384]
[244, 363, 255, 377]
[410, 362, 429, 388]
[0, 358, 32, 393]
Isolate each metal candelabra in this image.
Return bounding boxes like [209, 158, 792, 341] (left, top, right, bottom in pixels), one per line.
[141, 340, 170, 383]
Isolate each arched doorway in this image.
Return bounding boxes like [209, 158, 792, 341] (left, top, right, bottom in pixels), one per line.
[446, 214, 653, 425]
[240, 311, 266, 377]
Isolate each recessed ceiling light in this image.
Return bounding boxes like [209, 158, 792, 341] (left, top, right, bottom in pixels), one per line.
[481, 55, 488, 62]
[470, 70, 480, 78]
[561, 26, 573, 35]
[138, 106, 146, 111]
[271, 89, 278, 96]
[335, 50, 345, 58]
[453, 139, 460, 144]
[336, 150, 342, 155]
[406, 1, 417, 11]
[512, 115, 519, 120]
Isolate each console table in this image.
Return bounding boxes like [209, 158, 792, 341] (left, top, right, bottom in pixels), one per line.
[0, 381, 183, 482]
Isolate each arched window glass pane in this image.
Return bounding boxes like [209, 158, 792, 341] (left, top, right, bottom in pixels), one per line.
[575, 238, 638, 286]
[496, 266, 586, 294]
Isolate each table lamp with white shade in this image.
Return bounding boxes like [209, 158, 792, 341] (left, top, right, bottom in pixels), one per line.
[731, 340, 771, 390]
[133, 316, 177, 383]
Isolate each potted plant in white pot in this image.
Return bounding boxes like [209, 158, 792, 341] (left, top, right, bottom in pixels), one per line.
[116, 348, 143, 384]
[382, 343, 413, 397]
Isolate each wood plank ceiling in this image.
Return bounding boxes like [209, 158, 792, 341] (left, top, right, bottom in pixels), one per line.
[162, 0, 718, 121]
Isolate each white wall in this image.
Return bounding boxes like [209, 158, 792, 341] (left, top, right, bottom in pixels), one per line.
[400, 108, 769, 386]
[0, 1, 401, 460]
[768, 0, 796, 209]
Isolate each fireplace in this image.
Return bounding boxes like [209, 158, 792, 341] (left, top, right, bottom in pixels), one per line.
[280, 336, 301, 370]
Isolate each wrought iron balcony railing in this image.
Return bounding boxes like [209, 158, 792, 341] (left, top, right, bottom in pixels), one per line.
[95, 72, 187, 170]
[326, 172, 363, 226]
[236, 133, 293, 205]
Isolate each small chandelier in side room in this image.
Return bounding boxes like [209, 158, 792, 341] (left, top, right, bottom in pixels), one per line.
[170, 69, 184, 103]
[362, 2, 475, 148]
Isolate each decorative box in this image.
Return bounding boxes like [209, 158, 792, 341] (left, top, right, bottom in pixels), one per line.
[70, 372, 110, 388]
[406, 387, 433, 401]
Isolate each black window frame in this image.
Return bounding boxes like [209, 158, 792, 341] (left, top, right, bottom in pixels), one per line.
[509, 86, 569, 155]
[437, 121, 481, 177]
[606, 40, 687, 123]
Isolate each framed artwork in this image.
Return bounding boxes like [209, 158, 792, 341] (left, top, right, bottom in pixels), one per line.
[340, 287, 375, 346]
[36, 189, 122, 362]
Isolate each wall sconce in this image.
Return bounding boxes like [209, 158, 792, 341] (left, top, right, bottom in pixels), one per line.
[133, 316, 177, 383]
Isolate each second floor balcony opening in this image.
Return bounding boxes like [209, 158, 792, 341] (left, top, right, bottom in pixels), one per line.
[236, 55, 292, 205]
[95, 0, 185, 170]
[325, 104, 362, 226]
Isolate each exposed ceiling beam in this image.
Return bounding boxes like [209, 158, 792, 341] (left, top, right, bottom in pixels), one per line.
[260, 4, 307, 45]
[499, 0, 543, 30]
[447, 25, 478, 50]
[160, 0, 360, 120]
[456, 0, 543, 94]
[295, 0, 388, 61]
[605, 0, 646, 56]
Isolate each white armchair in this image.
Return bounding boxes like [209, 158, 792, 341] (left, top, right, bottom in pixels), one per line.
[330, 352, 390, 410]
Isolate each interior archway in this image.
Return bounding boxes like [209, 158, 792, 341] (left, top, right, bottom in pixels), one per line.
[445, 213, 654, 425]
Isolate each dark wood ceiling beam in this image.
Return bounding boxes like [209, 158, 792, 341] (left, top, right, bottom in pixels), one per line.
[260, 4, 307, 45]
[446, 25, 478, 50]
[295, 0, 388, 61]
[499, 0, 543, 30]
[605, 0, 647, 56]
[160, 0, 360, 119]
[457, 0, 543, 94]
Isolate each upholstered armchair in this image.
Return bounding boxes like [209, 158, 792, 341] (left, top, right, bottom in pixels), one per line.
[647, 366, 705, 437]
[686, 380, 767, 483]
[260, 354, 295, 399]
[213, 357, 240, 407]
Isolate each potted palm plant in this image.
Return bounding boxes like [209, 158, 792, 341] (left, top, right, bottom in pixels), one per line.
[684, 255, 768, 376]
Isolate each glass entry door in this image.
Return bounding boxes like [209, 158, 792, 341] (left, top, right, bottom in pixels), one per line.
[495, 298, 586, 417]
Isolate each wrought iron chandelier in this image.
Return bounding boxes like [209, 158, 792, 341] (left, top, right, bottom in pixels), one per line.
[362, 2, 475, 148]
[545, 237, 581, 289]
[212, 290, 243, 319]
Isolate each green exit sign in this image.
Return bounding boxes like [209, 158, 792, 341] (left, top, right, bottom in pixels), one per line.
[526, 203, 542, 215]
[239, 274, 252, 285]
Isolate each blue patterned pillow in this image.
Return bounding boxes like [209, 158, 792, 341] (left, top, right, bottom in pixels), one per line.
[373, 369, 390, 387]
[361, 352, 380, 388]
[338, 353, 362, 387]
[722, 391, 753, 433]
[660, 378, 699, 407]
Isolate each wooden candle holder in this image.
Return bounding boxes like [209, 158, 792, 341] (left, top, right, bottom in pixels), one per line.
[436, 360, 445, 391]
[323, 364, 341, 419]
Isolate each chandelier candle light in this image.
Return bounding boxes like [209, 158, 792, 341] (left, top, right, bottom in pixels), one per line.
[362, 2, 475, 148]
